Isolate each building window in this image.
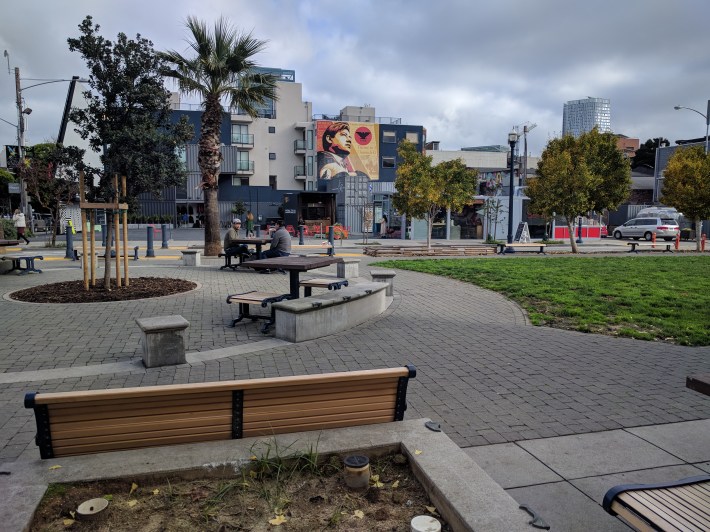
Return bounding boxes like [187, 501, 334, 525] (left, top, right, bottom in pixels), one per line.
[307, 181, 314, 191]
[307, 129, 314, 150]
[406, 131, 419, 143]
[269, 175, 277, 190]
[383, 130, 396, 143]
[307, 156, 314, 176]
[269, 152, 276, 160]
[382, 156, 396, 168]
[268, 126, 276, 134]
[231, 124, 249, 144]
[231, 177, 249, 186]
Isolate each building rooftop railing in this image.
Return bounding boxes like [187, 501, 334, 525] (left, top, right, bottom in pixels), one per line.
[313, 114, 402, 125]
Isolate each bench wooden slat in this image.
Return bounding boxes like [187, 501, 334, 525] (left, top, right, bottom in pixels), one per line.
[243, 415, 395, 438]
[227, 291, 284, 304]
[631, 489, 707, 529]
[621, 490, 706, 531]
[26, 365, 416, 458]
[50, 409, 232, 438]
[31, 368, 411, 404]
[52, 431, 231, 457]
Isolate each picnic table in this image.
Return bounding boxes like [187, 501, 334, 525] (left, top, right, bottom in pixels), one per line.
[220, 237, 272, 270]
[244, 255, 343, 300]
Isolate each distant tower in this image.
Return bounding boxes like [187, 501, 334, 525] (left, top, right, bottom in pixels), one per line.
[562, 97, 611, 137]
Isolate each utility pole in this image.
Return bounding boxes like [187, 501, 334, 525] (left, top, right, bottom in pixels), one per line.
[15, 66, 29, 218]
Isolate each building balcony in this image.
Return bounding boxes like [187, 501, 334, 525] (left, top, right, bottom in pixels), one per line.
[294, 165, 306, 180]
[236, 161, 255, 174]
[230, 113, 253, 123]
[294, 139, 306, 154]
[231, 134, 254, 148]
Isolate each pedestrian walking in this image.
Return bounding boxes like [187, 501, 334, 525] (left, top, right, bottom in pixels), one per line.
[12, 209, 30, 244]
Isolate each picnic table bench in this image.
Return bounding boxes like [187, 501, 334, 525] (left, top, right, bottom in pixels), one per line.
[1, 254, 43, 274]
[299, 277, 349, 297]
[627, 241, 674, 253]
[496, 242, 547, 254]
[603, 474, 710, 531]
[219, 250, 252, 270]
[24, 365, 416, 459]
[0, 239, 20, 247]
[226, 290, 292, 332]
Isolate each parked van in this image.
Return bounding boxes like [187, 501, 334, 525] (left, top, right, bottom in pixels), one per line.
[612, 217, 680, 241]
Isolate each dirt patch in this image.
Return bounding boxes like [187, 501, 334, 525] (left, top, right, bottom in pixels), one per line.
[10, 277, 196, 303]
[31, 453, 448, 531]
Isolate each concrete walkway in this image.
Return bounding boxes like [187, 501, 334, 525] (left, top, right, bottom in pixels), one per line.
[1, 233, 709, 530]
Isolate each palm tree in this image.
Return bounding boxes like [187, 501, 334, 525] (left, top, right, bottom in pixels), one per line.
[160, 17, 278, 255]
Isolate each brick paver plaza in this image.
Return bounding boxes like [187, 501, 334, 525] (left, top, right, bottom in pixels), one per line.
[2, 249, 709, 465]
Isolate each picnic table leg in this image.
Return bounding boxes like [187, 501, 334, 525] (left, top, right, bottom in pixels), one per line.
[289, 271, 300, 299]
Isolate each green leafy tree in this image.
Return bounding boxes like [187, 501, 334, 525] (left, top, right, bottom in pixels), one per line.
[67, 16, 193, 284]
[160, 17, 278, 256]
[0, 168, 16, 229]
[393, 140, 479, 248]
[662, 145, 710, 251]
[19, 142, 85, 245]
[527, 128, 630, 253]
[632, 138, 669, 169]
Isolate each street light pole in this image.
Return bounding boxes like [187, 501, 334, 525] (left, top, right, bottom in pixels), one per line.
[506, 130, 519, 247]
[674, 101, 710, 154]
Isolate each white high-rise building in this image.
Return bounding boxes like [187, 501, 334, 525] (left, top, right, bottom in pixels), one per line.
[562, 97, 611, 137]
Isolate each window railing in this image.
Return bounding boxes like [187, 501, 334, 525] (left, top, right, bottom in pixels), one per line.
[231, 133, 254, 146]
[293, 139, 306, 152]
[236, 161, 254, 172]
[294, 165, 306, 177]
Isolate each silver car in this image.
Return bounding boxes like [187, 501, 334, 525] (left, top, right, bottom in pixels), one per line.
[613, 217, 680, 241]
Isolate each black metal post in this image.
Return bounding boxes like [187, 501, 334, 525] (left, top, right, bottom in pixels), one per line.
[576, 216, 583, 244]
[161, 224, 168, 249]
[328, 226, 335, 256]
[506, 132, 518, 251]
[255, 225, 261, 237]
[298, 225, 304, 245]
[146, 226, 155, 257]
[64, 226, 74, 259]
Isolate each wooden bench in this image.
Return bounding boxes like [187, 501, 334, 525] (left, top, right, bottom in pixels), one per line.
[627, 242, 674, 253]
[219, 250, 253, 270]
[0, 239, 20, 247]
[299, 277, 349, 297]
[496, 242, 547, 254]
[603, 474, 710, 531]
[24, 365, 416, 459]
[1, 254, 43, 274]
[226, 290, 292, 332]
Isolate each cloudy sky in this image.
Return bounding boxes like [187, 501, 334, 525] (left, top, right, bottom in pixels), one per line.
[1, 0, 709, 157]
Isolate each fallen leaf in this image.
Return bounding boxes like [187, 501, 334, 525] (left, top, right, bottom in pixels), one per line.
[103, 495, 113, 501]
[371, 474, 380, 482]
[426, 505, 439, 515]
[268, 514, 287, 525]
[127, 500, 138, 507]
[250, 455, 257, 460]
[129, 482, 138, 495]
[353, 510, 364, 519]
[414, 450, 423, 455]
[392, 480, 400, 488]
[49, 465, 62, 470]
[63, 518, 75, 526]
[69, 511, 75, 519]
[249, 470, 258, 478]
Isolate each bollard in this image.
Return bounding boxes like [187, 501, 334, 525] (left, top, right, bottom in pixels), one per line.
[651, 232, 656, 248]
[702, 233, 707, 252]
[101, 224, 107, 247]
[161, 224, 169, 249]
[133, 246, 140, 261]
[146, 226, 155, 257]
[675, 232, 681, 250]
[73, 249, 79, 261]
[328, 226, 335, 257]
[255, 225, 261, 237]
[298, 225, 304, 245]
[65, 226, 74, 259]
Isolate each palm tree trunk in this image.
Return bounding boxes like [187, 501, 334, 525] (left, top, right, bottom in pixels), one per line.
[203, 188, 220, 255]
[199, 95, 224, 256]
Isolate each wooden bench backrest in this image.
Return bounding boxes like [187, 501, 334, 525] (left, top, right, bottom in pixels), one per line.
[26, 366, 416, 459]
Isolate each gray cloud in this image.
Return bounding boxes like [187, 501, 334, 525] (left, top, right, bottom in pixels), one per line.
[2, 0, 709, 157]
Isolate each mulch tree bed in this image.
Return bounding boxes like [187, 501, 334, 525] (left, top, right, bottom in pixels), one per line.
[10, 277, 196, 304]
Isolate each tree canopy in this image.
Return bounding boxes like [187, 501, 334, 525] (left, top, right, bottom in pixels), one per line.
[527, 128, 631, 252]
[67, 15, 193, 201]
[632, 138, 669, 169]
[160, 16, 278, 255]
[661, 145, 710, 250]
[393, 140, 479, 248]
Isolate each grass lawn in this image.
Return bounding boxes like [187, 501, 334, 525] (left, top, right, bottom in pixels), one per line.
[374, 255, 710, 346]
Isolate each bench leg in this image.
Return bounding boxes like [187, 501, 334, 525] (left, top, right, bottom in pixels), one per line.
[304, 286, 312, 297]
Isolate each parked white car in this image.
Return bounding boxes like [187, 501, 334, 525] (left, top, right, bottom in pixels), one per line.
[613, 217, 680, 241]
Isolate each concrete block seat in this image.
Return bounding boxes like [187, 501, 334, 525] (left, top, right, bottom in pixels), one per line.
[337, 257, 360, 278]
[273, 282, 387, 342]
[370, 269, 396, 296]
[135, 315, 189, 368]
[180, 249, 201, 266]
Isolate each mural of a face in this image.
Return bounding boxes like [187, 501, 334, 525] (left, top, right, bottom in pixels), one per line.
[327, 128, 352, 155]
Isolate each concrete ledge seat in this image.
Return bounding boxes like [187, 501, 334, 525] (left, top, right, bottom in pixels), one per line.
[180, 249, 201, 266]
[135, 315, 189, 368]
[299, 277, 349, 297]
[273, 282, 387, 342]
[337, 257, 360, 278]
[370, 268, 396, 296]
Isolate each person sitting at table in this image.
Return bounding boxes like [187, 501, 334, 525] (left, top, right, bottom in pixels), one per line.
[259, 219, 291, 273]
[223, 219, 251, 259]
